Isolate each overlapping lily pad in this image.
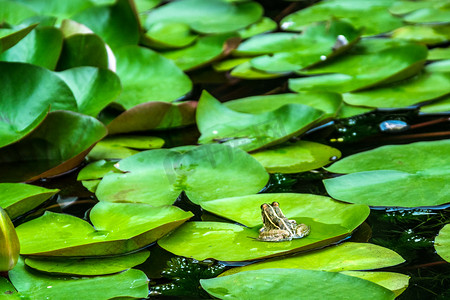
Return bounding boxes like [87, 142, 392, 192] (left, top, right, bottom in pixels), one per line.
[115, 45, 193, 109]
[0, 26, 63, 69]
[289, 39, 427, 94]
[144, 22, 198, 49]
[435, 224, 450, 262]
[392, 24, 450, 45]
[159, 193, 369, 261]
[0, 24, 36, 53]
[0, 1, 37, 25]
[25, 250, 150, 275]
[197, 91, 324, 152]
[96, 144, 269, 205]
[56, 66, 121, 116]
[220, 242, 404, 276]
[0, 62, 77, 148]
[0, 183, 59, 219]
[9, 259, 149, 299]
[420, 94, 450, 114]
[201, 269, 396, 300]
[162, 34, 236, 71]
[77, 160, 121, 193]
[342, 62, 450, 108]
[72, 0, 140, 49]
[0, 111, 107, 182]
[250, 140, 341, 173]
[107, 101, 197, 134]
[16, 201, 193, 256]
[87, 135, 165, 160]
[280, 0, 403, 36]
[223, 92, 342, 118]
[238, 17, 276, 39]
[144, 0, 263, 34]
[324, 139, 450, 207]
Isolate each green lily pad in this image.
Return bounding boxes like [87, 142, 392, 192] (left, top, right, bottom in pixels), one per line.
[72, 0, 140, 49]
[280, 0, 403, 36]
[107, 101, 197, 134]
[435, 224, 450, 262]
[402, 6, 450, 24]
[0, 26, 63, 69]
[220, 242, 404, 276]
[77, 160, 121, 193]
[392, 24, 450, 45]
[0, 62, 78, 148]
[16, 201, 193, 256]
[420, 94, 450, 113]
[162, 34, 236, 71]
[0, 111, 107, 182]
[289, 39, 427, 94]
[135, 0, 161, 13]
[238, 17, 276, 39]
[341, 271, 410, 297]
[144, 0, 263, 34]
[114, 45, 192, 109]
[56, 34, 109, 70]
[0, 183, 59, 219]
[96, 144, 269, 205]
[0, 24, 36, 53]
[250, 140, 342, 173]
[248, 21, 361, 73]
[56, 66, 121, 117]
[0, 1, 37, 25]
[428, 47, 450, 61]
[88, 135, 165, 160]
[213, 57, 251, 72]
[0, 277, 18, 298]
[144, 22, 198, 49]
[9, 258, 149, 299]
[159, 193, 369, 261]
[197, 91, 324, 152]
[25, 250, 150, 275]
[230, 61, 283, 79]
[324, 139, 450, 207]
[342, 64, 450, 108]
[223, 92, 342, 118]
[201, 269, 395, 299]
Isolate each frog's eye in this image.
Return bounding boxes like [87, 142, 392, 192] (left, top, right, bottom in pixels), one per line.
[271, 202, 280, 207]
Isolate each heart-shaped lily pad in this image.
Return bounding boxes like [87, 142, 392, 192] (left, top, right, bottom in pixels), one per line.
[162, 34, 236, 71]
[324, 139, 450, 207]
[0, 26, 63, 69]
[114, 45, 192, 109]
[289, 39, 427, 94]
[220, 242, 404, 276]
[0, 62, 77, 148]
[87, 135, 165, 160]
[238, 17, 276, 39]
[159, 193, 369, 261]
[56, 34, 109, 70]
[280, 0, 403, 36]
[107, 101, 197, 134]
[250, 140, 342, 173]
[144, 0, 263, 34]
[0, 111, 107, 182]
[0, 24, 36, 53]
[197, 91, 324, 152]
[223, 92, 342, 119]
[143, 22, 198, 49]
[201, 269, 396, 300]
[392, 24, 450, 45]
[72, 0, 140, 49]
[96, 144, 269, 205]
[342, 63, 450, 108]
[16, 201, 193, 256]
[77, 160, 121, 192]
[9, 258, 149, 299]
[435, 224, 450, 262]
[0, 183, 59, 219]
[56, 66, 121, 117]
[25, 250, 150, 275]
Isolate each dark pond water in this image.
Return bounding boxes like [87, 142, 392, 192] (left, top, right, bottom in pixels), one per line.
[18, 109, 449, 299]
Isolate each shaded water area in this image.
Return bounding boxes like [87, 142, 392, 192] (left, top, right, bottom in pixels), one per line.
[18, 111, 449, 299]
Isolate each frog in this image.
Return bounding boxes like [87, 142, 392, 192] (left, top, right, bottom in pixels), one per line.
[257, 202, 310, 242]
